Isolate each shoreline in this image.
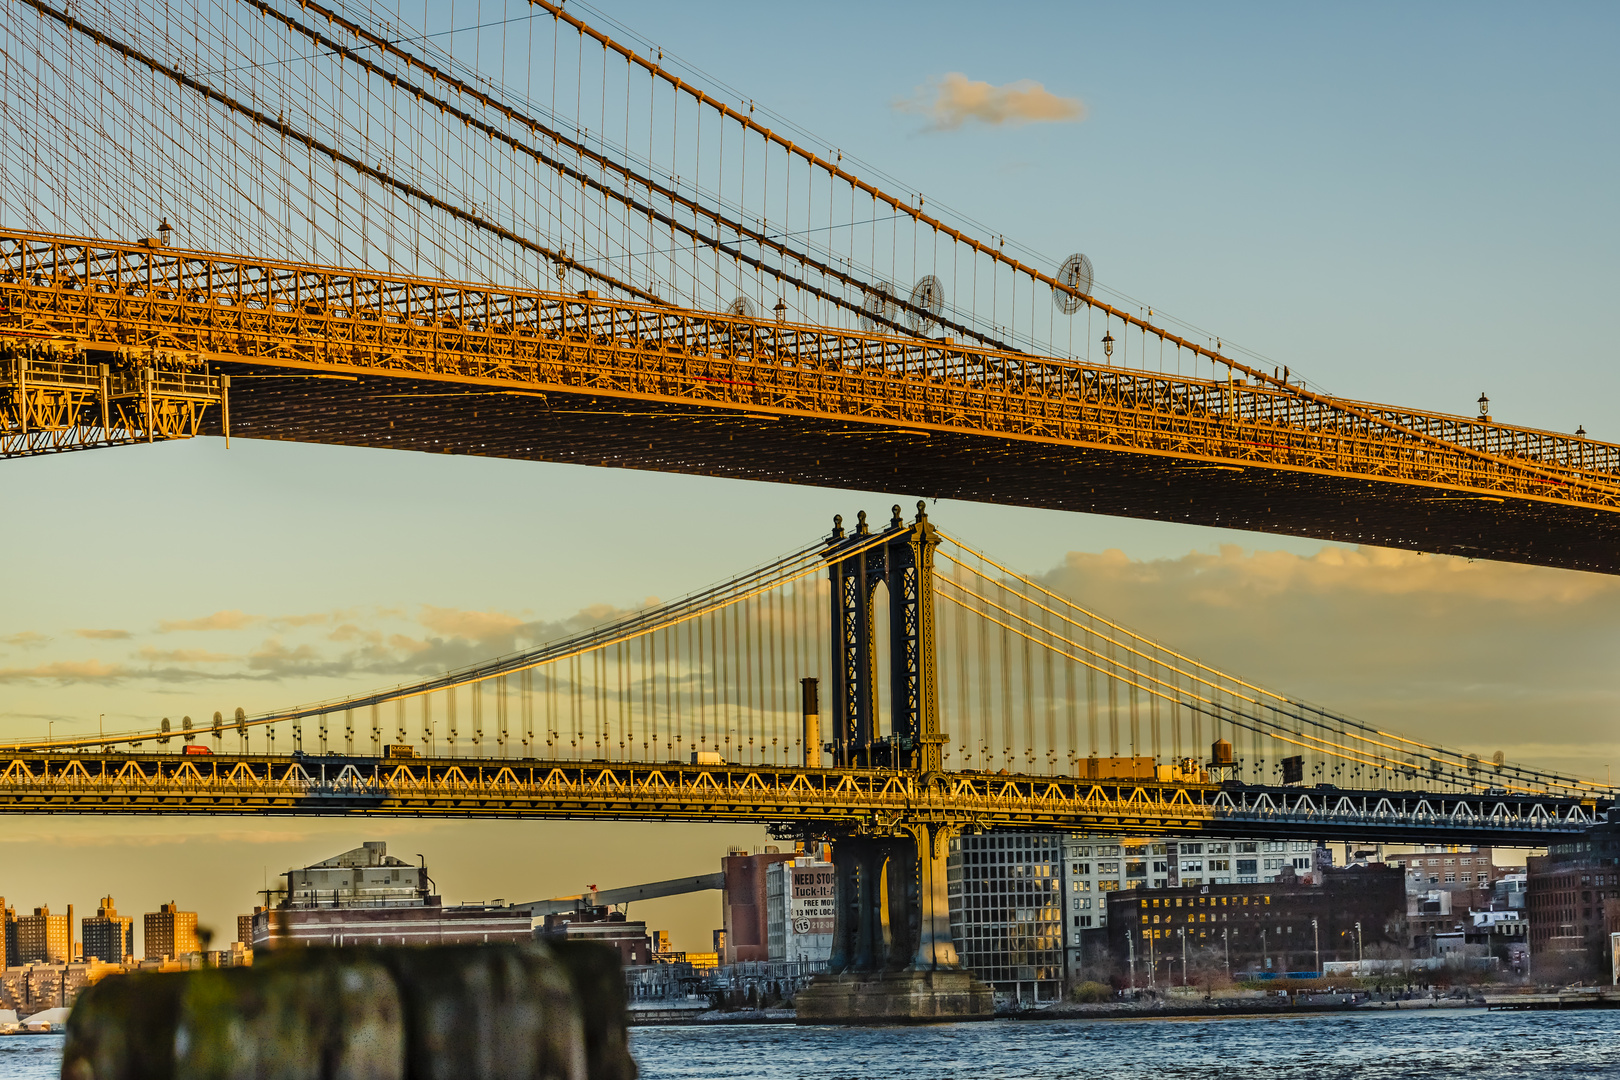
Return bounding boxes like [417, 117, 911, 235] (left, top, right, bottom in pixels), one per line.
[628, 998, 1490, 1027]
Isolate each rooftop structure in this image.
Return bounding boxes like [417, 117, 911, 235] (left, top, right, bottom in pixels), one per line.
[283, 841, 427, 908]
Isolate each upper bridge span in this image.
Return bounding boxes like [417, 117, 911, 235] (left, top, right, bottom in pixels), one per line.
[4, 230, 1619, 573]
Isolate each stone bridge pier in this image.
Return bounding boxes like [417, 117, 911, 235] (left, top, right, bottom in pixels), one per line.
[794, 821, 993, 1023]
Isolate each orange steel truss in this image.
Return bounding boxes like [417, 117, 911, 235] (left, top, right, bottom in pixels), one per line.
[4, 229, 1619, 570]
[0, 750, 1601, 845]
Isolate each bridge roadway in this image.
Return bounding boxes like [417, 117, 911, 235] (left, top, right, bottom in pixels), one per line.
[5, 231, 1620, 573]
[0, 749, 1604, 846]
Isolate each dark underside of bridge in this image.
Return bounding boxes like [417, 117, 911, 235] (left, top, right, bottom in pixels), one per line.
[202, 364, 1620, 574]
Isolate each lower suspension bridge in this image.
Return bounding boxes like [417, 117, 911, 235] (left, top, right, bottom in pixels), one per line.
[1, 504, 1608, 842]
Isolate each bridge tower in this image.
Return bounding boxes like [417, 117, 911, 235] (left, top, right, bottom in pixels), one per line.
[823, 502, 944, 773]
[797, 502, 993, 1022]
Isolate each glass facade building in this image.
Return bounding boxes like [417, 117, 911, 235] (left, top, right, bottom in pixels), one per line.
[946, 833, 1066, 1002]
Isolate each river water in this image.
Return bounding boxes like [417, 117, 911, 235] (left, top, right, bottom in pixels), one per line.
[630, 1009, 1620, 1079]
[5, 1009, 1616, 1078]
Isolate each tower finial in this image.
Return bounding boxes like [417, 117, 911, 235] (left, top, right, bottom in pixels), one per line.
[915, 499, 928, 523]
[890, 504, 903, 529]
[830, 514, 844, 541]
[856, 510, 869, 536]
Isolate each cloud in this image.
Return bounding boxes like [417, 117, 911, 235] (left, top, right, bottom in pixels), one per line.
[136, 647, 236, 664]
[418, 606, 525, 644]
[895, 72, 1084, 131]
[1, 632, 49, 649]
[159, 610, 261, 633]
[0, 659, 134, 684]
[269, 613, 334, 630]
[1026, 544, 1620, 778]
[75, 628, 131, 640]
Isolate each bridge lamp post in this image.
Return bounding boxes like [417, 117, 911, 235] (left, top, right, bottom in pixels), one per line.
[1312, 918, 1320, 976]
[1102, 329, 1114, 361]
[1179, 927, 1187, 986]
[1355, 921, 1363, 962]
[1222, 928, 1230, 974]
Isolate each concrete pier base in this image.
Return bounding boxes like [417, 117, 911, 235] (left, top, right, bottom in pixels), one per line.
[793, 969, 994, 1024]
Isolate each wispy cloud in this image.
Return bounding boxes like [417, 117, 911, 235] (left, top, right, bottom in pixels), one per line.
[1, 632, 49, 649]
[0, 659, 134, 684]
[895, 73, 1084, 131]
[159, 610, 261, 633]
[136, 647, 236, 664]
[75, 628, 131, 641]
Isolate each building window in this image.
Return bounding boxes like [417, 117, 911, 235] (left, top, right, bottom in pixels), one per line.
[1445, 873, 1456, 884]
[1237, 859, 1258, 875]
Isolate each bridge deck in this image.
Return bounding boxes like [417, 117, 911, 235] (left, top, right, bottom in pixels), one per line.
[0, 751, 1600, 844]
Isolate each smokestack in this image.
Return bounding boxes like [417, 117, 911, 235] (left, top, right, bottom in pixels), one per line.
[801, 677, 820, 768]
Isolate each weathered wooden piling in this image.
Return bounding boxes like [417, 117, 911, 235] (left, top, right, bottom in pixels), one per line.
[59, 941, 635, 1080]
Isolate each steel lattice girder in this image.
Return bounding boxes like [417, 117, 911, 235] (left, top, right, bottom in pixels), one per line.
[0, 752, 1604, 844]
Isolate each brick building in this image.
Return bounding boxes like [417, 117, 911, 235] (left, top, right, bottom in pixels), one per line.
[144, 902, 199, 961]
[81, 897, 134, 964]
[252, 843, 531, 950]
[537, 910, 652, 967]
[1526, 818, 1620, 962]
[720, 847, 796, 964]
[0, 900, 17, 967]
[1106, 865, 1406, 980]
[16, 906, 70, 964]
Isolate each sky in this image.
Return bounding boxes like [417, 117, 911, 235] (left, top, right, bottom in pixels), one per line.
[1, 1, 1618, 953]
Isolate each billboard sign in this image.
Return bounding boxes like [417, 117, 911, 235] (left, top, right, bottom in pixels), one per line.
[791, 865, 835, 935]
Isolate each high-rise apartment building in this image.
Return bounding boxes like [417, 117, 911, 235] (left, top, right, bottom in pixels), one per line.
[15, 906, 70, 964]
[237, 912, 257, 947]
[81, 897, 134, 964]
[0, 900, 17, 967]
[144, 902, 200, 961]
